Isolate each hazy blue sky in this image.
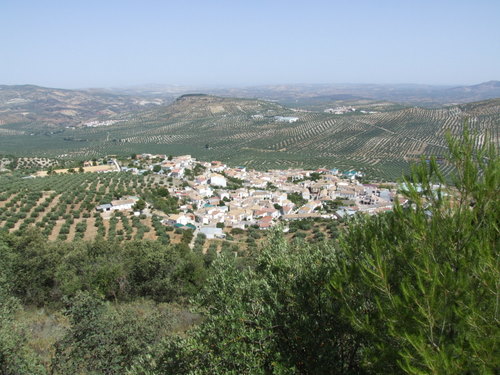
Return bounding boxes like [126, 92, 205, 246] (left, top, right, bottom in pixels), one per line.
[1, 0, 499, 88]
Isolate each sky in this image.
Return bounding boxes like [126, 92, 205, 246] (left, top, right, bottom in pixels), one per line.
[0, 0, 499, 88]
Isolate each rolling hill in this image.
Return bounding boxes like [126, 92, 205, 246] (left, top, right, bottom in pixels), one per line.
[0, 84, 166, 127]
[0, 92, 498, 180]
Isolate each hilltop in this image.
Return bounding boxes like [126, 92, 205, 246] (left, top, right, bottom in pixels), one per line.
[160, 93, 287, 118]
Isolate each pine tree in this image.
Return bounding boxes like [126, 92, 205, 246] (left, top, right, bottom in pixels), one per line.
[331, 129, 499, 374]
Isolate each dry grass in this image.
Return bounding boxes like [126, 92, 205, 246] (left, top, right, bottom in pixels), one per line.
[35, 164, 118, 177]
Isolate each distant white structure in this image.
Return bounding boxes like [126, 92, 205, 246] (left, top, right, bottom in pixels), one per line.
[324, 107, 356, 115]
[275, 116, 299, 123]
[84, 120, 120, 127]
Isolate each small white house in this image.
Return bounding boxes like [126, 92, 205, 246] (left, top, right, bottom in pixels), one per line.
[110, 198, 138, 211]
[96, 196, 139, 212]
[200, 226, 226, 239]
[164, 213, 194, 226]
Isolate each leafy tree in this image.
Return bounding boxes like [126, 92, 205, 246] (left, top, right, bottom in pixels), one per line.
[7, 228, 62, 305]
[0, 234, 46, 374]
[193, 163, 206, 176]
[133, 199, 146, 211]
[287, 192, 307, 207]
[309, 172, 321, 181]
[124, 240, 205, 302]
[155, 187, 170, 197]
[146, 231, 365, 374]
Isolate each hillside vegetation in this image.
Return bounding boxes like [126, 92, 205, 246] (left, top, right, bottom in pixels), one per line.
[0, 92, 498, 179]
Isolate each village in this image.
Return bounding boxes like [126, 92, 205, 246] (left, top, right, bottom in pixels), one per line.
[94, 153, 401, 240]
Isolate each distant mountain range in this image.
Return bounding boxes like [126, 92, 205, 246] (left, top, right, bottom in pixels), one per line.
[211, 81, 500, 108]
[0, 84, 166, 127]
[109, 81, 500, 108]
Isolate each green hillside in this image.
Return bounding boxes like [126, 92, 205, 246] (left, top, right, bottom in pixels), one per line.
[0, 95, 498, 180]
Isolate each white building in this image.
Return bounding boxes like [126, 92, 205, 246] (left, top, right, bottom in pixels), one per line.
[209, 173, 227, 187]
[200, 226, 226, 239]
[275, 116, 299, 123]
[96, 196, 139, 212]
[164, 213, 195, 226]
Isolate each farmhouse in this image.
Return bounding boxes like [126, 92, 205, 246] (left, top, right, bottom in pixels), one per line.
[96, 196, 140, 212]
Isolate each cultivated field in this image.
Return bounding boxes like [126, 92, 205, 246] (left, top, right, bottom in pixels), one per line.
[0, 96, 498, 180]
[0, 172, 180, 243]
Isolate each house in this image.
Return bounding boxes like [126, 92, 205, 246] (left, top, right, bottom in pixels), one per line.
[297, 200, 321, 214]
[253, 208, 280, 219]
[186, 192, 205, 207]
[335, 189, 357, 199]
[207, 197, 222, 206]
[170, 168, 185, 178]
[209, 173, 227, 187]
[111, 198, 138, 211]
[164, 213, 194, 226]
[257, 216, 275, 229]
[250, 190, 272, 200]
[281, 204, 295, 215]
[200, 227, 226, 239]
[335, 207, 359, 218]
[196, 186, 213, 197]
[96, 196, 139, 212]
[96, 203, 113, 212]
